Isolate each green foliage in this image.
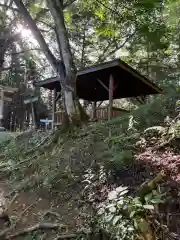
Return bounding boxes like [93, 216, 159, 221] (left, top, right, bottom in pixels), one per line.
[110, 85, 180, 130]
[4, 139, 23, 161]
[111, 150, 134, 169]
[104, 116, 140, 171]
[43, 167, 75, 190]
[97, 185, 164, 239]
[102, 85, 180, 174]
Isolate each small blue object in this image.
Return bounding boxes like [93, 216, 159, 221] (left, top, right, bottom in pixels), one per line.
[40, 119, 53, 124]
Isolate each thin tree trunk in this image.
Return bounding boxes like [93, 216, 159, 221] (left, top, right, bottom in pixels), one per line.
[13, 0, 57, 71]
[80, 26, 86, 68]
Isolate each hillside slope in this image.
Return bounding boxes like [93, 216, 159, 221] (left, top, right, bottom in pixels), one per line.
[0, 93, 180, 239]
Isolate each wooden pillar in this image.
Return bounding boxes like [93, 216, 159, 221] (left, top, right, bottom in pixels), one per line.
[52, 89, 56, 130]
[0, 88, 4, 127]
[45, 118, 48, 131]
[92, 101, 97, 119]
[31, 102, 35, 129]
[108, 75, 114, 121]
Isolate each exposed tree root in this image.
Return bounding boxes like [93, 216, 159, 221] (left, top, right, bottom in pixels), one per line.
[4, 223, 61, 239]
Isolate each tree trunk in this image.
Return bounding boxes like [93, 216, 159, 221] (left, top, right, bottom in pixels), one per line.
[14, 0, 87, 124]
[47, 0, 87, 124]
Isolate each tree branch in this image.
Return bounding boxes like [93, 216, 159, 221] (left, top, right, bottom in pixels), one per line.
[11, 48, 43, 55]
[37, 20, 54, 29]
[63, 0, 77, 9]
[34, 8, 49, 21]
[0, 3, 19, 12]
[0, 32, 20, 42]
[13, 0, 57, 72]
[98, 32, 136, 62]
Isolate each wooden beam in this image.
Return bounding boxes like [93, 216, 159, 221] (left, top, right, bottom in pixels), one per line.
[108, 75, 114, 121]
[52, 89, 56, 130]
[97, 101, 103, 108]
[118, 62, 162, 94]
[136, 96, 145, 104]
[0, 89, 4, 126]
[0, 85, 18, 93]
[55, 91, 61, 102]
[92, 101, 97, 119]
[97, 79, 109, 92]
[4, 96, 12, 102]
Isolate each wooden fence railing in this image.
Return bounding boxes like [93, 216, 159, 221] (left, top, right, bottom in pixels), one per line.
[54, 107, 128, 125]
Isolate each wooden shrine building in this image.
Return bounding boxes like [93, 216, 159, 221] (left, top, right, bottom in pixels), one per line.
[35, 59, 162, 127]
[0, 85, 18, 127]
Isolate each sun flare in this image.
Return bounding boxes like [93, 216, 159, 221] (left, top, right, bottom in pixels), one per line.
[17, 25, 31, 38]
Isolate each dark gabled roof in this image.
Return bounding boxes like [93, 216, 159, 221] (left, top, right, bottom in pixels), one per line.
[35, 59, 162, 101]
[35, 76, 60, 91]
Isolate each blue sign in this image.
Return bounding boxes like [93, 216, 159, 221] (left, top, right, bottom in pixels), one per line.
[40, 119, 53, 124]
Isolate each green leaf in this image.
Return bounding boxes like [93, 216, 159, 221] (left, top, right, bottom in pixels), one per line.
[64, 11, 72, 24]
[133, 197, 142, 206]
[150, 198, 164, 204]
[143, 204, 154, 210]
[136, 217, 151, 232]
[95, 10, 105, 20]
[106, 203, 116, 209]
[109, 206, 116, 213]
[144, 193, 153, 202]
[119, 189, 129, 196]
[130, 211, 136, 218]
[116, 186, 128, 193]
[105, 214, 114, 223]
[133, 219, 139, 229]
[113, 215, 121, 225]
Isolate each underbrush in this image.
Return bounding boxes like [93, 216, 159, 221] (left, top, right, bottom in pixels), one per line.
[0, 86, 179, 239]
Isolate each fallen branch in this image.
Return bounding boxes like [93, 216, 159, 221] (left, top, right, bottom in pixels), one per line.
[0, 193, 18, 228]
[53, 234, 77, 239]
[25, 134, 52, 156]
[0, 227, 13, 239]
[5, 223, 60, 239]
[14, 204, 35, 225]
[3, 193, 19, 214]
[0, 203, 35, 238]
[43, 210, 61, 219]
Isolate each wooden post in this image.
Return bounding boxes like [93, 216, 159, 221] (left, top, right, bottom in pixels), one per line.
[92, 101, 97, 119]
[45, 118, 48, 131]
[108, 75, 114, 121]
[0, 88, 4, 127]
[31, 102, 35, 129]
[52, 89, 56, 130]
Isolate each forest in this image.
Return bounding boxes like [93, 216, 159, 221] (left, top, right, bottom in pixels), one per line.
[0, 0, 180, 239]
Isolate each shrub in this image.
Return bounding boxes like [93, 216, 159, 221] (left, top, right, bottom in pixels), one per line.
[97, 185, 164, 240]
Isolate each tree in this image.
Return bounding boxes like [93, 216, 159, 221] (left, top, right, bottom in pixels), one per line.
[13, 0, 86, 124]
[0, 0, 176, 125]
